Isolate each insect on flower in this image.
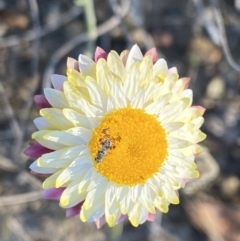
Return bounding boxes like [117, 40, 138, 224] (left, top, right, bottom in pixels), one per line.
[95, 139, 112, 163]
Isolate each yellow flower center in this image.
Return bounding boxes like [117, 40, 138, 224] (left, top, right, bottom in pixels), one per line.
[88, 108, 168, 186]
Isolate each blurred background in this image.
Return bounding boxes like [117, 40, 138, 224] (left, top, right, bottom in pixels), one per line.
[0, 0, 240, 240]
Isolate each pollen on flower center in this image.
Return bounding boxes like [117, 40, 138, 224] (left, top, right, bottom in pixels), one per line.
[88, 108, 168, 186]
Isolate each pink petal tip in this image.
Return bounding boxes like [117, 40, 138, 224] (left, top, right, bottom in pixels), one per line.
[192, 105, 206, 114]
[95, 216, 106, 229]
[145, 48, 159, 63]
[34, 95, 51, 109]
[24, 142, 53, 158]
[168, 67, 178, 74]
[147, 213, 156, 222]
[118, 214, 127, 224]
[67, 57, 79, 71]
[42, 188, 65, 200]
[183, 178, 190, 184]
[66, 203, 83, 217]
[94, 47, 108, 62]
[181, 77, 191, 89]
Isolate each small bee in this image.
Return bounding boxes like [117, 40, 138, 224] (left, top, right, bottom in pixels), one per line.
[95, 139, 112, 163]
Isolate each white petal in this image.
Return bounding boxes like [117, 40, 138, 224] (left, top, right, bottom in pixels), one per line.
[107, 96, 116, 112]
[81, 197, 105, 222]
[163, 122, 184, 133]
[30, 161, 58, 174]
[168, 67, 178, 74]
[128, 201, 142, 227]
[154, 196, 169, 213]
[167, 136, 192, 149]
[63, 108, 91, 129]
[139, 185, 156, 213]
[126, 44, 143, 70]
[87, 172, 107, 192]
[43, 130, 89, 146]
[51, 74, 66, 91]
[107, 50, 126, 78]
[67, 127, 92, 143]
[105, 185, 122, 226]
[78, 54, 96, 77]
[56, 157, 92, 187]
[182, 89, 193, 105]
[85, 77, 108, 110]
[63, 81, 85, 110]
[96, 59, 114, 95]
[33, 117, 56, 130]
[32, 130, 66, 150]
[44, 88, 69, 109]
[145, 93, 171, 115]
[40, 108, 73, 130]
[123, 61, 141, 100]
[153, 59, 168, 79]
[78, 169, 93, 193]
[78, 98, 103, 118]
[191, 116, 204, 130]
[143, 80, 158, 106]
[84, 183, 105, 210]
[87, 206, 105, 222]
[131, 89, 145, 108]
[119, 186, 131, 214]
[110, 81, 128, 109]
[38, 145, 88, 168]
[60, 180, 87, 208]
[139, 207, 148, 224]
[38, 156, 72, 168]
[130, 185, 142, 203]
[154, 73, 178, 99]
[169, 79, 185, 103]
[159, 98, 190, 123]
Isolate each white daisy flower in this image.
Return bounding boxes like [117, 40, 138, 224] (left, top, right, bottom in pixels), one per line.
[24, 45, 206, 228]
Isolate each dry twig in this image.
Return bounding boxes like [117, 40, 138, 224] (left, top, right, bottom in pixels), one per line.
[0, 83, 23, 162]
[0, 6, 82, 48]
[209, 0, 240, 73]
[0, 191, 42, 206]
[42, 0, 131, 88]
[6, 217, 34, 241]
[19, 0, 41, 126]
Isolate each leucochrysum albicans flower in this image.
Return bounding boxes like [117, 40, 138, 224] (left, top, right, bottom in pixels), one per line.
[24, 45, 206, 228]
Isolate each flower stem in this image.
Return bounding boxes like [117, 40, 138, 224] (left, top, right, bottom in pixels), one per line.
[74, 0, 97, 57]
[104, 223, 124, 241]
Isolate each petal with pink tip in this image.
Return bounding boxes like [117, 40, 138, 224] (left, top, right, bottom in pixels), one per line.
[95, 216, 106, 229]
[34, 95, 51, 109]
[94, 47, 108, 62]
[67, 57, 79, 71]
[42, 188, 65, 200]
[168, 67, 178, 74]
[51, 74, 66, 91]
[181, 77, 190, 89]
[183, 178, 189, 183]
[24, 142, 53, 158]
[66, 202, 83, 217]
[191, 105, 206, 114]
[120, 50, 129, 66]
[144, 48, 158, 63]
[147, 213, 156, 222]
[118, 214, 127, 224]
